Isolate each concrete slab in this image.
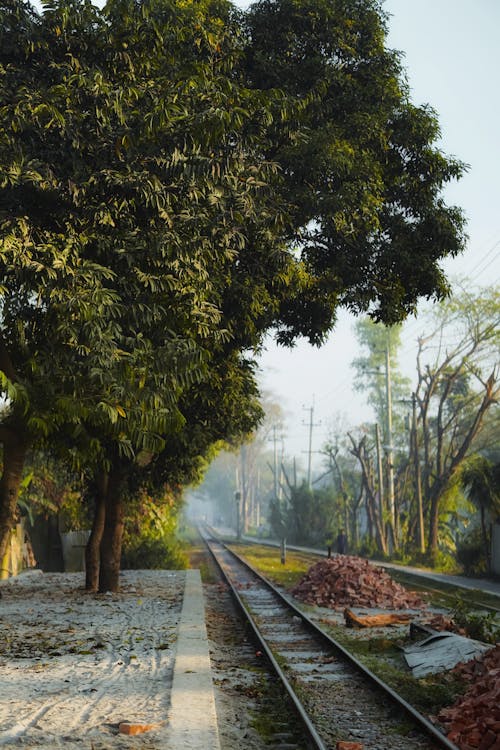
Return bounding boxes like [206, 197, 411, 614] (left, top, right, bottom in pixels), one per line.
[165, 569, 220, 750]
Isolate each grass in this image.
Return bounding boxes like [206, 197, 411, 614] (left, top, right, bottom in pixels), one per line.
[302, 617, 467, 716]
[389, 569, 500, 611]
[249, 674, 307, 743]
[228, 543, 313, 589]
[232, 540, 500, 611]
[180, 536, 494, 716]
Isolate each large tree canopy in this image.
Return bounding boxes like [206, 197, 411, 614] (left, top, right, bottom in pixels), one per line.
[0, 0, 287, 567]
[242, 0, 466, 328]
[0, 0, 466, 585]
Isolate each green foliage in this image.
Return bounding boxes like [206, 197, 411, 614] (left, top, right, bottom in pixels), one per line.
[17, 452, 89, 531]
[451, 596, 500, 644]
[455, 525, 487, 576]
[121, 538, 187, 570]
[271, 481, 341, 546]
[243, 0, 466, 326]
[461, 454, 500, 518]
[121, 485, 187, 569]
[415, 286, 500, 555]
[268, 497, 286, 539]
[0, 0, 470, 569]
[352, 319, 411, 438]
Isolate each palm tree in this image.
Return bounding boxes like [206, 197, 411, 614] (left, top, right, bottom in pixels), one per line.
[460, 455, 500, 570]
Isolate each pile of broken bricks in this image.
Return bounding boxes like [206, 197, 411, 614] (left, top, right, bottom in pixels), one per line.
[291, 555, 425, 610]
[436, 644, 500, 750]
[290, 556, 500, 749]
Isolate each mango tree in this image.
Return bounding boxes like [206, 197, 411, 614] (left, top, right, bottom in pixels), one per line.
[1, 0, 469, 589]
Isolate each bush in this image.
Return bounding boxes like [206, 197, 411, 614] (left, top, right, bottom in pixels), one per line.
[121, 538, 187, 570]
[451, 596, 499, 643]
[456, 526, 486, 575]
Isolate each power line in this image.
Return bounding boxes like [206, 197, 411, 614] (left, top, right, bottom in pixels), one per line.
[467, 236, 500, 279]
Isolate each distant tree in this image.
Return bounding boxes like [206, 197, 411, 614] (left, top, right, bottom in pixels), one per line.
[413, 287, 499, 559]
[460, 455, 500, 570]
[320, 440, 363, 547]
[272, 477, 338, 547]
[352, 320, 411, 433]
[347, 429, 388, 555]
[193, 392, 285, 533]
[351, 319, 412, 545]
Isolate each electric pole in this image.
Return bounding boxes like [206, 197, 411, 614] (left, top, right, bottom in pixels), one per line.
[375, 422, 385, 520]
[412, 393, 425, 553]
[240, 443, 247, 535]
[303, 399, 321, 489]
[270, 424, 280, 500]
[385, 342, 396, 539]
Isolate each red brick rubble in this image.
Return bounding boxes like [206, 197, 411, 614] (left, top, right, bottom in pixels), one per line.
[291, 556, 425, 610]
[436, 644, 500, 750]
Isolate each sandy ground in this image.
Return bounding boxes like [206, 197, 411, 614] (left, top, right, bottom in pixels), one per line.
[0, 570, 185, 749]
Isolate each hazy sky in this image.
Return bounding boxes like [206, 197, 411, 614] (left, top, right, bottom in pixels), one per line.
[255, 1, 500, 470]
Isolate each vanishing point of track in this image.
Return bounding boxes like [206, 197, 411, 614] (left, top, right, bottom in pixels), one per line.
[202, 528, 459, 750]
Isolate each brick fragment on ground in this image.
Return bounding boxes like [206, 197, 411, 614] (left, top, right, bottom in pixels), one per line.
[344, 608, 412, 628]
[336, 742, 364, 750]
[291, 556, 424, 610]
[436, 644, 500, 750]
[426, 612, 467, 636]
[118, 721, 158, 735]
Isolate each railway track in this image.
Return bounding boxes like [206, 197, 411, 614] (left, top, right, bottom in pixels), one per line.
[202, 529, 459, 750]
[238, 537, 500, 616]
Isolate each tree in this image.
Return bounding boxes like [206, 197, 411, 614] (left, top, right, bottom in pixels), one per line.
[194, 392, 285, 532]
[0, 0, 287, 581]
[352, 320, 411, 432]
[460, 455, 500, 570]
[347, 429, 388, 554]
[1, 0, 467, 587]
[413, 287, 499, 559]
[242, 0, 466, 328]
[351, 319, 411, 546]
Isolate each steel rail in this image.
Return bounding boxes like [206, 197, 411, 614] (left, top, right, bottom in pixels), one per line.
[203, 532, 326, 750]
[204, 526, 460, 750]
[233, 535, 500, 615]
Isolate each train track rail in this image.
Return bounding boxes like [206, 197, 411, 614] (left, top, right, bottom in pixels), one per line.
[202, 528, 459, 750]
[236, 536, 500, 616]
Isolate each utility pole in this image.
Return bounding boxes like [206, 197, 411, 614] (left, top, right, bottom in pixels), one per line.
[412, 393, 425, 553]
[384, 343, 396, 538]
[240, 444, 247, 535]
[270, 425, 279, 500]
[303, 399, 321, 489]
[279, 435, 285, 501]
[374, 422, 385, 521]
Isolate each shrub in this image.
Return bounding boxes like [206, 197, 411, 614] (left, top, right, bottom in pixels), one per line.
[456, 526, 486, 575]
[121, 538, 187, 570]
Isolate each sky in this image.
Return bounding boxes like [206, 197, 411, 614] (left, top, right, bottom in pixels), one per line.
[254, 1, 500, 471]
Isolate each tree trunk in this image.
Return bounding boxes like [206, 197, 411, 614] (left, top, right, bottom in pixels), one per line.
[98, 468, 124, 593]
[0, 432, 28, 577]
[480, 506, 491, 571]
[85, 471, 108, 592]
[427, 492, 440, 559]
